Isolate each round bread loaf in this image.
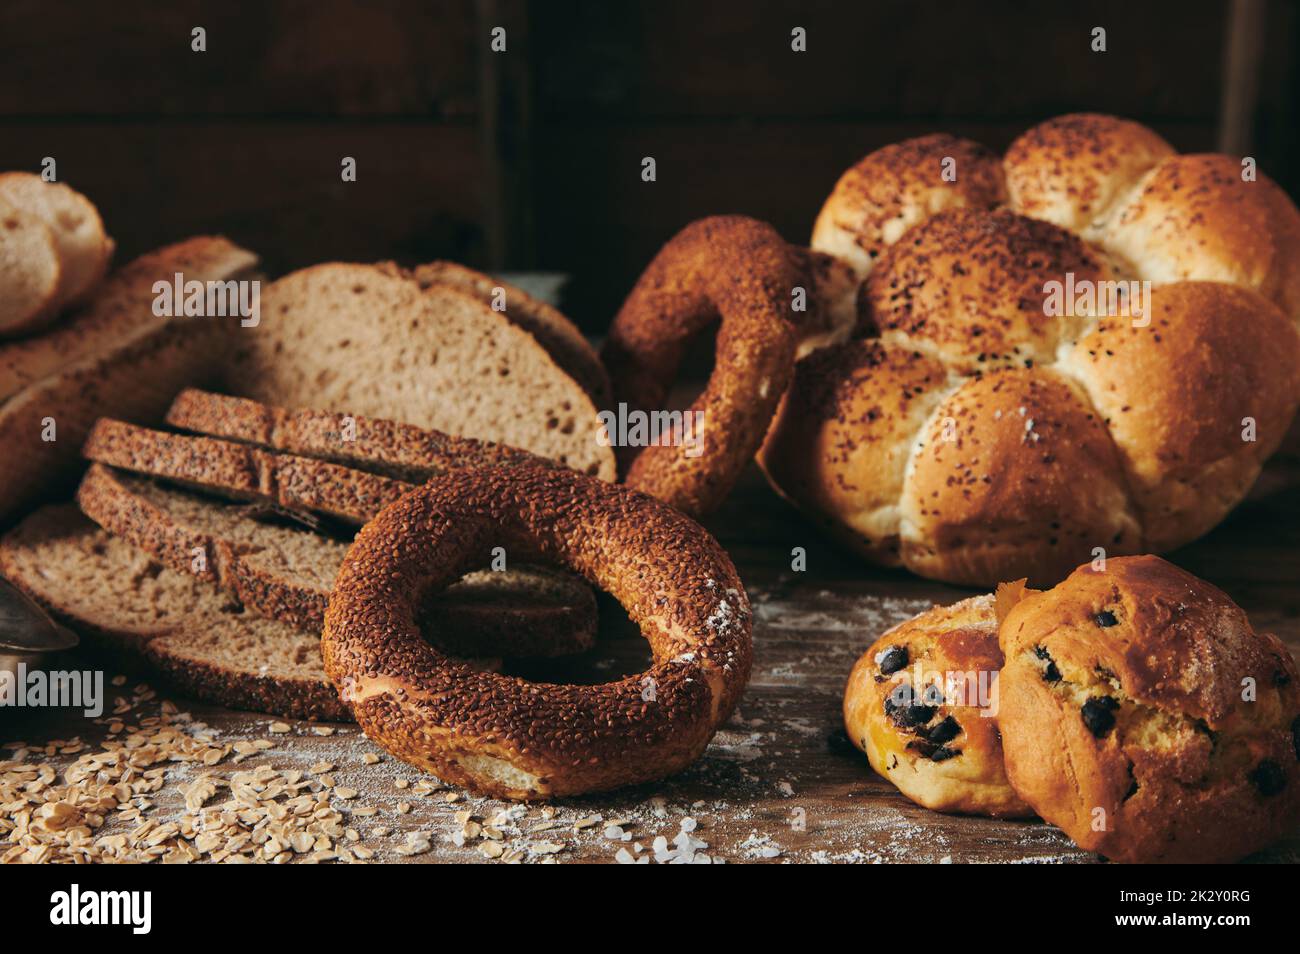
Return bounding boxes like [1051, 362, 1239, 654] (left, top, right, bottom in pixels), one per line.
[844, 594, 1033, 818]
[761, 113, 1300, 585]
[997, 556, 1300, 863]
[323, 463, 752, 800]
[601, 215, 803, 517]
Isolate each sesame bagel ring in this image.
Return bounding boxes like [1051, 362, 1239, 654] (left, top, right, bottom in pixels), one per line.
[323, 463, 752, 800]
[602, 215, 801, 517]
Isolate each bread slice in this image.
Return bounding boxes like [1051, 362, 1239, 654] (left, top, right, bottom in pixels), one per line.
[412, 261, 611, 407]
[0, 504, 350, 720]
[0, 173, 114, 320]
[75, 464, 597, 658]
[166, 389, 547, 483]
[222, 263, 615, 480]
[83, 418, 413, 523]
[0, 237, 258, 525]
[0, 200, 62, 336]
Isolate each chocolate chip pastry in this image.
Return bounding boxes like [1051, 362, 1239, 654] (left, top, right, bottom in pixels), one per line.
[997, 555, 1300, 863]
[844, 595, 1033, 818]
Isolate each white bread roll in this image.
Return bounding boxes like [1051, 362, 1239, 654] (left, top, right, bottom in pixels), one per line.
[0, 173, 114, 335]
[0, 200, 61, 335]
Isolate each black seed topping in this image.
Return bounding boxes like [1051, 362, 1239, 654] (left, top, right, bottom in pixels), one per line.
[1249, 760, 1286, 797]
[1081, 696, 1120, 737]
[1292, 716, 1299, 761]
[884, 684, 937, 728]
[878, 645, 909, 675]
[929, 746, 960, 762]
[1094, 610, 1119, 628]
[928, 716, 961, 745]
[1034, 645, 1061, 682]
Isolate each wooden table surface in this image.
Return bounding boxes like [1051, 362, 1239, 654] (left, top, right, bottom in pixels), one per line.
[5, 451, 1298, 864]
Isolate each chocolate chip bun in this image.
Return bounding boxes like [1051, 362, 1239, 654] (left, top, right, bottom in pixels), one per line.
[844, 595, 1033, 818]
[997, 556, 1300, 863]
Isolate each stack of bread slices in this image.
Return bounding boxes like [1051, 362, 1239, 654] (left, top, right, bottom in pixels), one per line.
[1, 235, 617, 719]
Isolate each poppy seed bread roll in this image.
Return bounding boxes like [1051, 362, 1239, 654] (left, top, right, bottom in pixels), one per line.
[763, 114, 1300, 586]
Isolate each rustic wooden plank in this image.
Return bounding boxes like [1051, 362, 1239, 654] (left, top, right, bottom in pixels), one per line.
[1218, 0, 1267, 154]
[531, 0, 1225, 121]
[0, 0, 478, 118]
[1, 121, 485, 277]
[477, 0, 537, 269]
[3, 453, 1296, 864]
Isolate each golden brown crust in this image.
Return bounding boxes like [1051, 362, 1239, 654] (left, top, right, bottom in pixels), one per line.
[323, 464, 752, 800]
[900, 369, 1141, 587]
[1061, 282, 1300, 550]
[997, 555, 1300, 863]
[811, 134, 1007, 279]
[601, 215, 801, 517]
[768, 116, 1300, 585]
[865, 207, 1110, 372]
[1003, 113, 1175, 233]
[1101, 154, 1300, 324]
[844, 595, 1033, 818]
[758, 339, 949, 565]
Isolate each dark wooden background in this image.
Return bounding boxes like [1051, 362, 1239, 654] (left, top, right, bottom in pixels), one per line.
[1, 0, 1296, 331]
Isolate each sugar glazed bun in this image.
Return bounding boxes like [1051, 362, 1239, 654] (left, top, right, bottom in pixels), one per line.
[997, 556, 1300, 863]
[844, 595, 1033, 818]
[323, 464, 752, 800]
[761, 113, 1300, 586]
[601, 215, 804, 517]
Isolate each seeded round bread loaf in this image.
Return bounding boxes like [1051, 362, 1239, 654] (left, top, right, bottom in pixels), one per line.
[844, 595, 1032, 818]
[762, 113, 1300, 586]
[0, 504, 350, 720]
[75, 463, 597, 659]
[324, 464, 752, 799]
[997, 555, 1300, 863]
[602, 216, 803, 516]
[223, 262, 615, 481]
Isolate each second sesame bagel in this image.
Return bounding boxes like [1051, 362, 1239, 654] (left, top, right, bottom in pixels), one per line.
[601, 216, 801, 517]
[323, 464, 753, 800]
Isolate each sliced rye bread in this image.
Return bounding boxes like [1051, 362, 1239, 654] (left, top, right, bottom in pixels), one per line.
[0, 200, 62, 336]
[83, 418, 413, 523]
[166, 389, 547, 483]
[0, 237, 259, 526]
[0, 173, 115, 322]
[0, 504, 350, 720]
[221, 262, 615, 480]
[412, 261, 611, 407]
[75, 463, 596, 658]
